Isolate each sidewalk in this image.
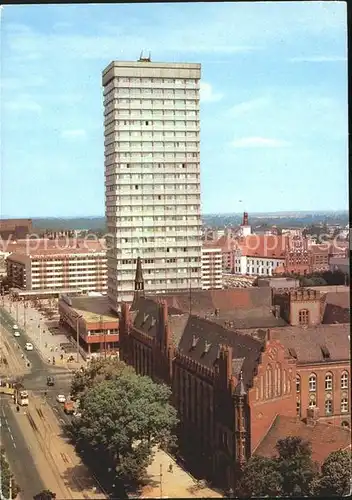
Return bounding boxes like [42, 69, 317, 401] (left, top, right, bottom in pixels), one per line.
[2, 296, 85, 370]
[141, 447, 222, 498]
[30, 392, 106, 499]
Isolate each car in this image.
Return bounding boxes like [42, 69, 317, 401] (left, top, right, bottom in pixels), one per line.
[25, 342, 34, 351]
[46, 376, 55, 386]
[13, 331, 20, 337]
[56, 394, 66, 404]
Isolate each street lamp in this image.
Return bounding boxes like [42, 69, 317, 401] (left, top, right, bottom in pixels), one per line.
[76, 314, 83, 363]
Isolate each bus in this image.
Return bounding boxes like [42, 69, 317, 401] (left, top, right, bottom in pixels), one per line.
[14, 384, 29, 406]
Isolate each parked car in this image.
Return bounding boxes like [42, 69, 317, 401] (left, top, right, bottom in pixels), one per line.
[13, 325, 20, 337]
[25, 342, 34, 351]
[46, 376, 55, 386]
[56, 394, 66, 404]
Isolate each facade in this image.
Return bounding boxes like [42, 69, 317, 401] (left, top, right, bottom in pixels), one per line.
[234, 235, 286, 276]
[103, 58, 202, 310]
[118, 261, 350, 491]
[201, 246, 222, 290]
[6, 246, 107, 293]
[58, 295, 119, 354]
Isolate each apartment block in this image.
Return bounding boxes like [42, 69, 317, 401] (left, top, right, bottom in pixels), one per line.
[6, 247, 107, 293]
[201, 246, 222, 289]
[102, 58, 202, 310]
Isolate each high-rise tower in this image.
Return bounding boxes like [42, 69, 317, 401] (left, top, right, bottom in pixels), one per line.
[102, 59, 202, 311]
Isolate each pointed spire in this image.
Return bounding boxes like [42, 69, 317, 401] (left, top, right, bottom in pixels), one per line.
[235, 370, 247, 397]
[134, 256, 144, 293]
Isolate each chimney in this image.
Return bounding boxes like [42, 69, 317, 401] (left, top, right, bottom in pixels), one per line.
[306, 407, 319, 426]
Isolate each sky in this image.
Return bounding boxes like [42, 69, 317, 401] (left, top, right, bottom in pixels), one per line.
[0, 1, 348, 217]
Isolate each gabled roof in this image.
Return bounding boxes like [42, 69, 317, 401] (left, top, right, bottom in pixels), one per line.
[255, 415, 351, 465]
[148, 288, 272, 315]
[242, 324, 350, 363]
[130, 296, 264, 388]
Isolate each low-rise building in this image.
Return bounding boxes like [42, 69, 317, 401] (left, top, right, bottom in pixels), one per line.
[201, 246, 222, 290]
[234, 235, 286, 276]
[58, 294, 119, 355]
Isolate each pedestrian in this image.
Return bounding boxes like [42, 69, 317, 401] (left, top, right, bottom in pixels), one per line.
[48, 357, 51, 363]
[168, 463, 173, 473]
[45, 342, 48, 348]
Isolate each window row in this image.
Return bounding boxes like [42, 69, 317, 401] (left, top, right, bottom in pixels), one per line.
[297, 397, 350, 415]
[296, 372, 349, 392]
[105, 120, 198, 128]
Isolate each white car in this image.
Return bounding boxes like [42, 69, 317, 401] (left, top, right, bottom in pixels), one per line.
[13, 330, 21, 337]
[25, 342, 34, 351]
[56, 394, 66, 404]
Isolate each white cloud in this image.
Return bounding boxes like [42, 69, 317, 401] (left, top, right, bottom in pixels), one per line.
[231, 137, 290, 149]
[61, 129, 87, 139]
[4, 95, 42, 113]
[229, 97, 269, 116]
[1, 76, 46, 90]
[200, 82, 223, 103]
[290, 55, 347, 62]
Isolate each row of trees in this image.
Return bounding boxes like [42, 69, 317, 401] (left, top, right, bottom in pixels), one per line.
[275, 269, 349, 287]
[237, 436, 351, 497]
[68, 358, 178, 489]
[0, 447, 20, 499]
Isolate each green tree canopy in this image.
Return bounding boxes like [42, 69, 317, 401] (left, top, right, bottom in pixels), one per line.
[236, 455, 282, 497]
[275, 436, 319, 496]
[0, 447, 20, 499]
[70, 358, 134, 399]
[70, 362, 178, 485]
[315, 449, 351, 497]
[33, 490, 56, 500]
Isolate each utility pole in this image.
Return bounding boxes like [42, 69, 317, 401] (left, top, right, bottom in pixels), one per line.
[16, 300, 18, 324]
[24, 300, 26, 330]
[76, 316, 80, 363]
[159, 463, 163, 499]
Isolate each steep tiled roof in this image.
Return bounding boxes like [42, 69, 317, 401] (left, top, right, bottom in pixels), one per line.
[242, 324, 350, 363]
[255, 415, 351, 465]
[238, 235, 287, 259]
[130, 296, 264, 387]
[149, 288, 272, 315]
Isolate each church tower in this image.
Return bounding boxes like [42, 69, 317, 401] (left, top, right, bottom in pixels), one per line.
[134, 256, 145, 300]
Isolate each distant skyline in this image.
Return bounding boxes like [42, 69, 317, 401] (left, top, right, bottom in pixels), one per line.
[1, 2, 348, 217]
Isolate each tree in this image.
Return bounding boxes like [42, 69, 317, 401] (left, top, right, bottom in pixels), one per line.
[33, 490, 56, 500]
[70, 364, 178, 485]
[236, 456, 282, 497]
[314, 449, 351, 497]
[275, 436, 319, 496]
[70, 358, 134, 399]
[0, 447, 20, 499]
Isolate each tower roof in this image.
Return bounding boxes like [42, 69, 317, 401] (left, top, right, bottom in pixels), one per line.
[135, 256, 144, 286]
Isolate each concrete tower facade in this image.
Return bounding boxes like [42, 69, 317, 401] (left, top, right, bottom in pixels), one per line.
[102, 58, 202, 310]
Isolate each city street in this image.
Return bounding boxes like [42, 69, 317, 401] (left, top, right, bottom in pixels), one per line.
[0, 396, 46, 499]
[0, 301, 107, 499]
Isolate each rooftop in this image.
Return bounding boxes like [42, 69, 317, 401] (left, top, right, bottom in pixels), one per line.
[242, 323, 350, 364]
[255, 415, 351, 465]
[63, 296, 118, 323]
[131, 296, 264, 388]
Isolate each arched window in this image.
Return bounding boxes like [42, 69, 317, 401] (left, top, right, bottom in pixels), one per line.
[296, 399, 301, 417]
[299, 309, 309, 325]
[309, 395, 316, 408]
[296, 375, 301, 393]
[283, 369, 287, 394]
[341, 398, 349, 413]
[325, 398, 333, 415]
[267, 365, 273, 398]
[309, 374, 317, 392]
[341, 421, 350, 429]
[325, 372, 333, 391]
[341, 372, 349, 389]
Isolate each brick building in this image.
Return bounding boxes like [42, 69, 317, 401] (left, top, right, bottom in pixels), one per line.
[118, 260, 350, 491]
[0, 219, 32, 241]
